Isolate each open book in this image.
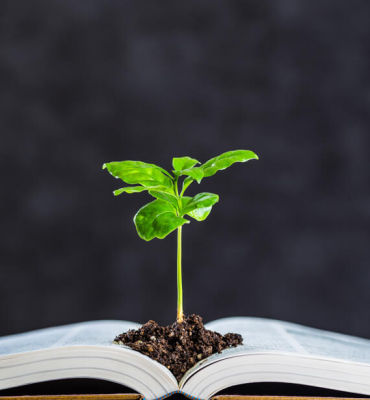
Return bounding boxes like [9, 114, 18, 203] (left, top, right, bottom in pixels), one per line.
[1, 317, 370, 400]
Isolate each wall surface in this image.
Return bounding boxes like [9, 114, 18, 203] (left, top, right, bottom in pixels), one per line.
[1, 0, 370, 339]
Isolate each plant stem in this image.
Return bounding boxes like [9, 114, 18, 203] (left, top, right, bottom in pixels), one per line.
[177, 225, 184, 322]
[174, 177, 179, 197]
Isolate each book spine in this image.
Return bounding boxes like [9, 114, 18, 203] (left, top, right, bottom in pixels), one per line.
[142, 390, 204, 400]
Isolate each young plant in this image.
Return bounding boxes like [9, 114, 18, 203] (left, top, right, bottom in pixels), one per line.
[103, 150, 258, 322]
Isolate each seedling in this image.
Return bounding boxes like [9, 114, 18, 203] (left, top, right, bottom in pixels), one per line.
[103, 150, 258, 322]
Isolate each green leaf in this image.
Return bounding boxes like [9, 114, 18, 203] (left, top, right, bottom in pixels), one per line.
[114, 186, 149, 195]
[182, 192, 219, 214]
[149, 190, 179, 209]
[181, 192, 219, 221]
[173, 167, 204, 184]
[103, 161, 173, 188]
[172, 157, 199, 171]
[114, 185, 172, 196]
[181, 176, 194, 195]
[187, 206, 212, 221]
[201, 150, 258, 178]
[134, 200, 189, 241]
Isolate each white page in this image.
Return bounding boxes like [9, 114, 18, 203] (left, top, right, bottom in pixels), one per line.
[0, 320, 139, 356]
[180, 317, 301, 387]
[284, 323, 370, 364]
[181, 317, 370, 384]
[180, 317, 370, 398]
[0, 320, 178, 400]
[204, 317, 299, 358]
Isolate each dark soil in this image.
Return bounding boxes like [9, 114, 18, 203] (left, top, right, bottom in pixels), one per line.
[113, 314, 243, 382]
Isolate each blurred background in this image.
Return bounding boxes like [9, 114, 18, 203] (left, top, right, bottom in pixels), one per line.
[1, 0, 370, 339]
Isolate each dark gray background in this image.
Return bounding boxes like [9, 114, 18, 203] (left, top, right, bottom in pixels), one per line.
[1, 0, 370, 339]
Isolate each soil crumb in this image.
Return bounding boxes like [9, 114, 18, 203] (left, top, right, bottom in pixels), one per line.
[113, 314, 243, 382]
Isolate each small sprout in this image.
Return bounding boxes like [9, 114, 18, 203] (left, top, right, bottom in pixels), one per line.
[197, 354, 203, 360]
[103, 150, 258, 322]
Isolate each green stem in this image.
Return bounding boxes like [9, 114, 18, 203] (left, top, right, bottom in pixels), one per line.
[174, 177, 179, 197]
[177, 225, 184, 322]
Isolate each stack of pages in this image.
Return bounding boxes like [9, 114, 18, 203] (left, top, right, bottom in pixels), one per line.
[1, 317, 370, 400]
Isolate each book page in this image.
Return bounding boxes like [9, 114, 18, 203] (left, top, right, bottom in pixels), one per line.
[204, 317, 370, 364]
[180, 316, 370, 383]
[179, 317, 302, 387]
[0, 321, 178, 399]
[0, 320, 139, 356]
[180, 317, 370, 398]
[204, 317, 302, 358]
[284, 322, 370, 364]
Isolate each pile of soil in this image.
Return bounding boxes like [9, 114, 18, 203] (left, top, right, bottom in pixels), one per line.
[113, 314, 243, 382]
